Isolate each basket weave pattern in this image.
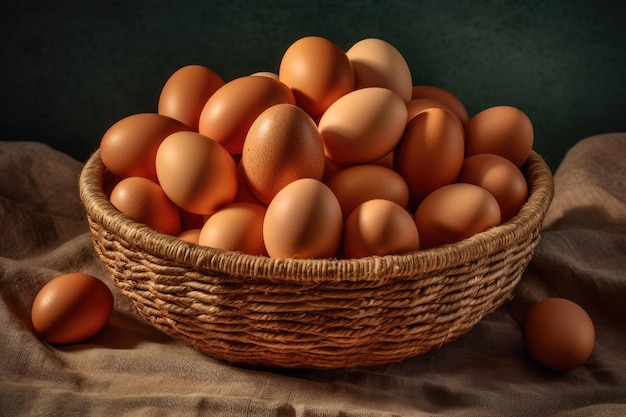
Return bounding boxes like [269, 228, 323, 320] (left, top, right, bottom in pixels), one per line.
[79, 150, 553, 369]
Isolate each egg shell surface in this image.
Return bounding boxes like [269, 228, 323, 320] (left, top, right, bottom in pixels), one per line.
[263, 178, 343, 259]
[199, 202, 267, 256]
[31, 273, 114, 344]
[414, 183, 501, 249]
[158, 64, 225, 131]
[347, 37, 413, 102]
[524, 298, 595, 371]
[459, 153, 528, 222]
[464, 105, 534, 167]
[198, 75, 296, 154]
[99, 113, 190, 181]
[278, 36, 354, 118]
[155, 131, 238, 215]
[343, 199, 420, 258]
[395, 107, 465, 206]
[109, 176, 181, 235]
[242, 103, 326, 205]
[318, 87, 407, 165]
[411, 85, 469, 123]
[325, 164, 409, 219]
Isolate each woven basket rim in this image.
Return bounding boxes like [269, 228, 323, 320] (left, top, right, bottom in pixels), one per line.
[79, 150, 554, 283]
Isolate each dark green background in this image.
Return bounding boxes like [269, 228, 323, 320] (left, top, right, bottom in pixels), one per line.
[3, 0, 625, 170]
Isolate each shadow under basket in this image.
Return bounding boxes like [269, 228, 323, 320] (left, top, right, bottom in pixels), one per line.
[79, 150, 554, 369]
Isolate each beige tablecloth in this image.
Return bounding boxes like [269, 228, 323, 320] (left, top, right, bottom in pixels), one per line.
[1, 134, 625, 416]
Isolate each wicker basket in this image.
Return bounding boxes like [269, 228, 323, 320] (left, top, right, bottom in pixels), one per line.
[79, 150, 553, 369]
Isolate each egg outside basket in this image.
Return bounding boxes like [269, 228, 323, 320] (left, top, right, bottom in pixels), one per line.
[79, 150, 553, 369]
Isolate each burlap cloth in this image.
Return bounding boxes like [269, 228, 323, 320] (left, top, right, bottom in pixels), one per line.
[1, 134, 624, 416]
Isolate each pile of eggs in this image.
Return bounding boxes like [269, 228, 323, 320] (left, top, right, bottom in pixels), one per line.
[100, 36, 533, 259]
[38, 37, 600, 372]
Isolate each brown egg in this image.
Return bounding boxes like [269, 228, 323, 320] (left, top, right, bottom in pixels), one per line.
[99, 113, 190, 181]
[318, 87, 407, 165]
[464, 105, 534, 167]
[263, 178, 343, 259]
[158, 64, 225, 131]
[346, 38, 413, 102]
[278, 36, 354, 118]
[395, 107, 465, 207]
[31, 273, 114, 344]
[411, 85, 469, 123]
[406, 98, 459, 122]
[198, 75, 295, 154]
[325, 164, 409, 218]
[199, 202, 267, 256]
[414, 183, 501, 249]
[177, 228, 202, 244]
[109, 176, 181, 235]
[459, 154, 529, 222]
[241, 103, 325, 205]
[155, 131, 238, 215]
[524, 298, 595, 371]
[343, 199, 420, 258]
